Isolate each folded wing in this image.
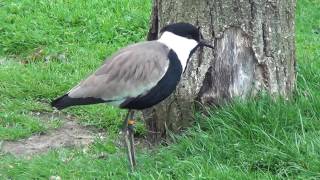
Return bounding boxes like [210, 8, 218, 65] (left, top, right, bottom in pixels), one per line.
[51, 41, 170, 109]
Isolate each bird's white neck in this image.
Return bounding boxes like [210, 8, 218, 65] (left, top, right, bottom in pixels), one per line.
[158, 31, 198, 71]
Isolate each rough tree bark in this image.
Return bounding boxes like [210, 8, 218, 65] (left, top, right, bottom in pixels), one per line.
[144, 0, 296, 144]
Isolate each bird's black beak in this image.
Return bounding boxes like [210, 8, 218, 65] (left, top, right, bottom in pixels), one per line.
[199, 39, 214, 49]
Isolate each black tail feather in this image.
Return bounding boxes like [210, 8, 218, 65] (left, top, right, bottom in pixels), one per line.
[51, 94, 72, 110]
[51, 94, 106, 110]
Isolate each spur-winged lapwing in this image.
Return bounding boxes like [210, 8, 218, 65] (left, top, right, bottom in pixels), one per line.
[51, 22, 213, 170]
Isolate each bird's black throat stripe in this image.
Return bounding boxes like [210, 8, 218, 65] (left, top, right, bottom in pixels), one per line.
[120, 50, 182, 110]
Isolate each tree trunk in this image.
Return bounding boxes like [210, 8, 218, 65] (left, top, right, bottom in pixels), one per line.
[144, 0, 296, 144]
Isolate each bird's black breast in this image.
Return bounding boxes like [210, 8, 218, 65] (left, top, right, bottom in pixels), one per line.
[120, 50, 182, 110]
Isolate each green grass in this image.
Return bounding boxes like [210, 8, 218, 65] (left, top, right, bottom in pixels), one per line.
[0, 0, 320, 179]
[0, 0, 151, 139]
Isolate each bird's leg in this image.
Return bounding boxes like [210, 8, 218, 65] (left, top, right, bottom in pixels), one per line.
[122, 110, 130, 133]
[127, 110, 136, 167]
[122, 110, 136, 171]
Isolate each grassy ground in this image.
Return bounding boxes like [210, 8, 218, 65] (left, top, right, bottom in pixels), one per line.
[0, 0, 150, 140]
[0, 0, 319, 179]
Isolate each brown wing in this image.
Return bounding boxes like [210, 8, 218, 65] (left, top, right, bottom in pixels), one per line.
[67, 41, 170, 104]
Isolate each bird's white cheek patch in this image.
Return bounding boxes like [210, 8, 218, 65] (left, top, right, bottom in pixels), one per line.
[158, 32, 198, 71]
[173, 39, 198, 70]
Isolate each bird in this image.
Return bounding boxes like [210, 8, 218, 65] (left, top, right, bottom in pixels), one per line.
[51, 22, 214, 170]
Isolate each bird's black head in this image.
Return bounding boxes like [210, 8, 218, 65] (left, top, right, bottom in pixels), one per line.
[160, 22, 214, 48]
[160, 23, 201, 41]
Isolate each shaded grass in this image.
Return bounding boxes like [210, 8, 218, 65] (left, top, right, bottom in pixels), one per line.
[0, 0, 320, 179]
[194, 95, 320, 178]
